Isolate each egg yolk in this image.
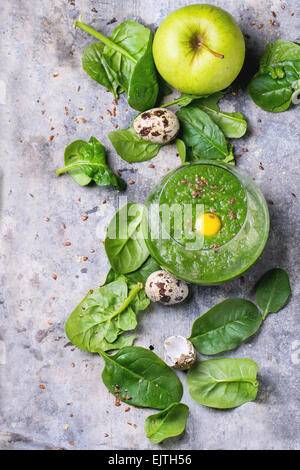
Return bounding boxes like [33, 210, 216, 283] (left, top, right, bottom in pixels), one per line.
[195, 213, 221, 237]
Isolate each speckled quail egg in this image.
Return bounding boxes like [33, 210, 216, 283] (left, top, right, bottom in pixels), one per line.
[145, 270, 189, 305]
[133, 108, 180, 144]
[164, 336, 196, 370]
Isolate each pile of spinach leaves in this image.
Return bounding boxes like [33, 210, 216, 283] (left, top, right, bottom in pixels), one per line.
[65, 203, 160, 352]
[74, 19, 159, 112]
[248, 39, 300, 112]
[175, 92, 247, 165]
[108, 91, 247, 165]
[184, 268, 290, 409]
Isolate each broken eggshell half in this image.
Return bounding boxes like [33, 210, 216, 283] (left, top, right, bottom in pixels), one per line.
[133, 108, 180, 144]
[164, 335, 196, 370]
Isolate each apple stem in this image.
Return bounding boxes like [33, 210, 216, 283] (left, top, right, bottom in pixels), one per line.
[200, 43, 224, 59]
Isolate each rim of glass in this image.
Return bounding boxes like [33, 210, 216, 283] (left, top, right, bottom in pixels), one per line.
[157, 161, 249, 251]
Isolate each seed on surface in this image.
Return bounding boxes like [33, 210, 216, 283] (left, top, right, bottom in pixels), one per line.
[82, 216, 88, 221]
[52, 274, 57, 280]
[128, 180, 135, 185]
[65, 241, 71, 246]
[39, 384, 45, 389]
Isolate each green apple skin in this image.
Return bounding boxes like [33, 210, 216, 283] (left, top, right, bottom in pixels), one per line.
[153, 4, 245, 94]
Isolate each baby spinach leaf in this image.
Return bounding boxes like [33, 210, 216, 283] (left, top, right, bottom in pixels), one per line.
[99, 346, 183, 409]
[99, 333, 137, 351]
[108, 127, 161, 163]
[105, 203, 149, 274]
[82, 43, 122, 98]
[248, 40, 300, 112]
[187, 358, 259, 409]
[145, 403, 189, 444]
[248, 66, 300, 112]
[65, 276, 149, 353]
[260, 39, 300, 66]
[176, 138, 187, 163]
[255, 268, 291, 320]
[189, 299, 262, 355]
[56, 137, 125, 190]
[162, 93, 209, 108]
[75, 19, 159, 111]
[177, 106, 235, 164]
[105, 256, 161, 286]
[195, 93, 247, 139]
[156, 76, 172, 105]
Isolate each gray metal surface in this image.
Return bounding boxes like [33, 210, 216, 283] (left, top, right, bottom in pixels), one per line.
[0, 0, 299, 450]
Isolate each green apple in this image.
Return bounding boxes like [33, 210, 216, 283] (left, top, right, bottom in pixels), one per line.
[153, 4, 245, 94]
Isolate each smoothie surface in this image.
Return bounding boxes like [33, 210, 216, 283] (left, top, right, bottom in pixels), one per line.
[159, 164, 247, 249]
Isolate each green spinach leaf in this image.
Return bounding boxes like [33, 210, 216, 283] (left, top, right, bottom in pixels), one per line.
[105, 203, 149, 274]
[99, 346, 183, 409]
[189, 299, 262, 355]
[248, 40, 300, 112]
[194, 93, 247, 138]
[109, 127, 161, 163]
[65, 276, 149, 352]
[145, 403, 189, 443]
[82, 43, 122, 99]
[75, 19, 159, 111]
[162, 93, 209, 108]
[175, 138, 187, 163]
[56, 137, 125, 190]
[156, 76, 172, 105]
[177, 106, 235, 164]
[105, 256, 160, 285]
[255, 268, 291, 320]
[187, 358, 259, 409]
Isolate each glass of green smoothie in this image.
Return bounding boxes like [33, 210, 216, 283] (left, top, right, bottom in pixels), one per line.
[144, 162, 269, 284]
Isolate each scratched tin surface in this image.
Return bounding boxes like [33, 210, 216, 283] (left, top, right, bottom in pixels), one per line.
[0, 0, 299, 450]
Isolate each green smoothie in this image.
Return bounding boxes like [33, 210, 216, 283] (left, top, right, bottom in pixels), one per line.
[145, 162, 269, 284]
